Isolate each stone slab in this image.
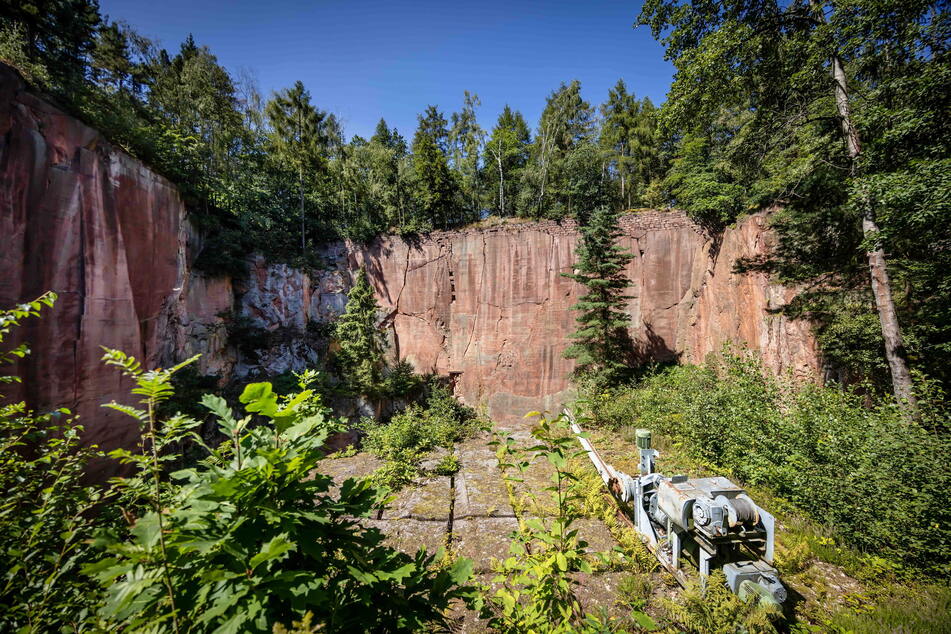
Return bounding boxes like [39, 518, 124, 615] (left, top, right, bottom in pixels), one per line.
[363, 518, 448, 556]
[451, 517, 520, 572]
[380, 475, 453, 520]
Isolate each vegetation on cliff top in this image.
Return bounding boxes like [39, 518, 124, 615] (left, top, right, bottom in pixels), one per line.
[3, 0, 948, 391]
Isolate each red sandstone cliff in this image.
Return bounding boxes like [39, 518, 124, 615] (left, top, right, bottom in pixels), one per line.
[1, 64, 819, 448]
[349, 213, 818, 420]
[0, 64, 187, 452]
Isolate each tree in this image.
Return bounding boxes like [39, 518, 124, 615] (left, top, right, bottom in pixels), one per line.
[411, 106, 458, 231]
[90, 20, 132, 92]
[599, 79, 662, 209]
[449, 91, 485, 219]
[335, 269, 388, 400]
[149, 36, 244, 207]
[562, 207, 634, 386]
[0, 0, 101, 90]
[265, 80, 328, 253]
[370, 119, 410, 230]
[638, 0, 949, 407]
[482, 105, 531, 216]
[521, 80, 595, 218]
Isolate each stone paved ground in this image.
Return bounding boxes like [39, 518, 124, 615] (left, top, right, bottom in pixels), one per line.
[317, 426, 635, 631]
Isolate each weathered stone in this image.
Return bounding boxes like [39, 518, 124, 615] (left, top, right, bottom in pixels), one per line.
[317, 453, 382, 491]
[572, 572, 636, 623]
[451, 517, 520, 572]
[0, 64, 187, 459]
[381, 475, 453, 521]
[574, 518, 618, 554]
[362, 518, 448, 555]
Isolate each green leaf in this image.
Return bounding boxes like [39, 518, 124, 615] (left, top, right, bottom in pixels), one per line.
[632, 610, 659, 631]
[239, 382, 279, 418]
[448, 556, 473, 584]
[248, 534, 296, 571]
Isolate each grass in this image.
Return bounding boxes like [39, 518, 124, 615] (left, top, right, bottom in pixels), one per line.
[574, 424, 951, 633]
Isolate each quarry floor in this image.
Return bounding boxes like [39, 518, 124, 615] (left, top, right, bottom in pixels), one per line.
[318, 425, 644, 631]
[318, 424, 878, 632]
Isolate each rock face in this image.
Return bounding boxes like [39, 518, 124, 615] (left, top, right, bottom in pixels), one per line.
[349, 213, 818, 421]
[1, 63, 819, 451]
[0, 64, 188, 453]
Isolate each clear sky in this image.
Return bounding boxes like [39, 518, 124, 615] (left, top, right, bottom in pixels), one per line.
[98, 0, 674, 140]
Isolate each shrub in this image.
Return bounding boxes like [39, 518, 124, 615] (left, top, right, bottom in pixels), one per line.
[90, 355, 476, 632]
[588, 349, 951, 576]
[0, 293, 106, 632]
[362, 384, 478, 489]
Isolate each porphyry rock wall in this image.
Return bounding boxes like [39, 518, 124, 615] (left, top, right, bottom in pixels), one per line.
[1, 62, 819, 451]
[347, 213, 818, 420]
[0, 64, 188, 452]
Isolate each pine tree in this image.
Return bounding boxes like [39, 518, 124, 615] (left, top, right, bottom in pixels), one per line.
[600, 79, 661, 210]
[411, 106, 457, 231]
[335, 268, 387, 398]
[562, 206, 634, 386]
[265, 81, 327, 253]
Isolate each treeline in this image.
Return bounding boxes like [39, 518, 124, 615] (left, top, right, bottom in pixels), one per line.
[0, 1, 663, 269]
[2, 0, 949, 393]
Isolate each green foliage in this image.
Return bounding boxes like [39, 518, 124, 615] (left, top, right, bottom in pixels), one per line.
[588, 350, 951, 576]
[362, 384, 478, 490]
[484, 412, 630, 632]
[519, 80, 598, 218]
[639, 0, 951, 385]
[660, 571, 779, 634]
[381, 359, 425, 399]
[449, 91, 486, 218]
[0, 21, 49, 84]
[600, 79, 663, 210]
[823, 582, 951, 634]
[483, 105, 532, 216]
[0, 293, 105, 633]
[0, 291, 56, 381]
[563, 206, 635, 388]
[265, 80, 331, 253]
[411, 105, 460, 231]
[91, 361, 476, 632]
[0, 407, 103, 632]
[334, 268, 388, 399]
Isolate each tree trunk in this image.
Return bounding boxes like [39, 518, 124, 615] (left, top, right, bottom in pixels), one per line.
[495, 141, 505, 215]
[831, 53, 917, 410]
[299, 165, 305, 254]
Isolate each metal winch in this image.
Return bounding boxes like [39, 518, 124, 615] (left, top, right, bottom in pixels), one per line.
[570, 415, 787, 605]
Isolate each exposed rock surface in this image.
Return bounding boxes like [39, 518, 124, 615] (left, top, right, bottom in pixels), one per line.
[348, 212, 818, 421]
[1, 63, 819, 453]
[0, 64, 188, 453]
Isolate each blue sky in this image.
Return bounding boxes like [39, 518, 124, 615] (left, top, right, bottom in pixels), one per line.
[99, 0, 674, 140]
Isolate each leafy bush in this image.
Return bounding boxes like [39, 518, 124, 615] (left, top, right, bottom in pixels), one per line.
[89, 353, 475, 632]
[362, 384, 478, 489]
[0, 293, 106, 632]
[588, 349, 951, 576]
